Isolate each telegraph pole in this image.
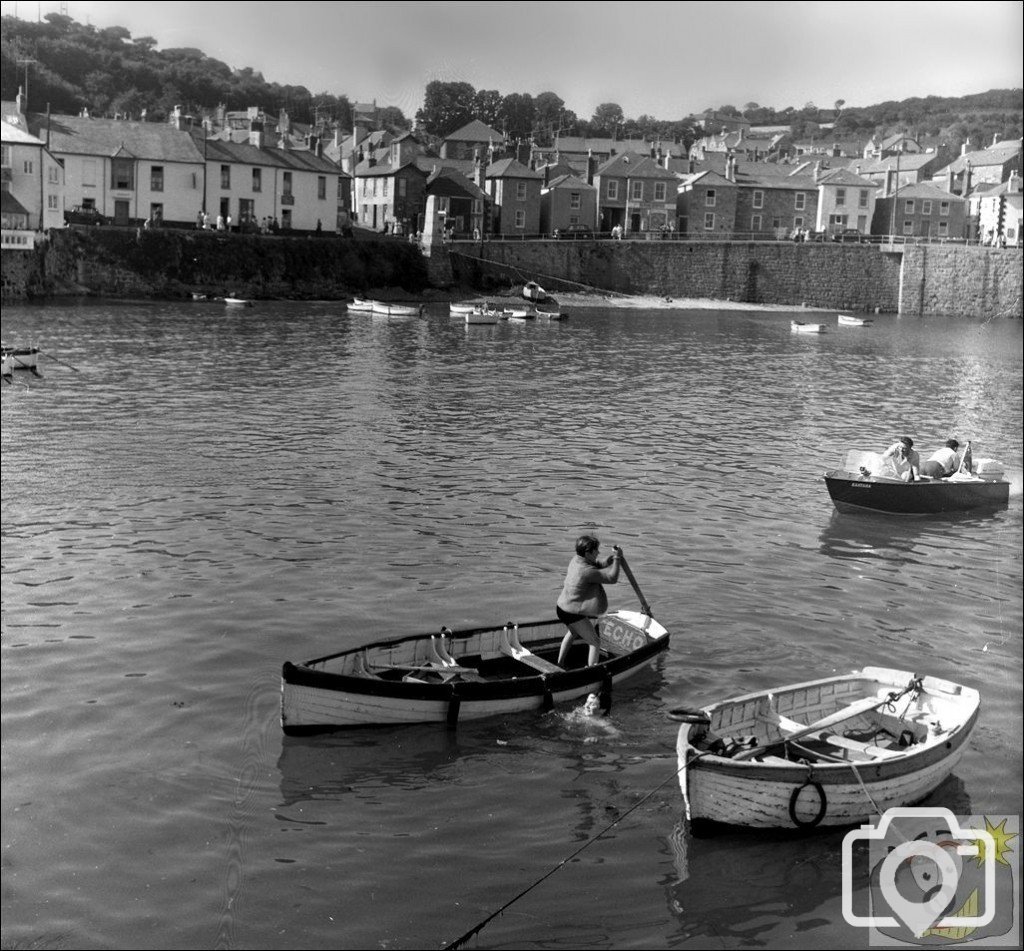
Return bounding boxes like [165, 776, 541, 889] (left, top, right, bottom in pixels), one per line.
[17, 58, 37, 112]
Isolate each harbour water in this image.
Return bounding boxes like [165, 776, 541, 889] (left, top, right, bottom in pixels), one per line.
[2, 299, 1021, 950]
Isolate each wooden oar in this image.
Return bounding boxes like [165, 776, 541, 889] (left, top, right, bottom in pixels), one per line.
[614, 546, 652, 617]
[37, 348, 81, 372]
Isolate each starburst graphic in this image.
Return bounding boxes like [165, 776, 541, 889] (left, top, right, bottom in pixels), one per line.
[974, 817, 1017, 868]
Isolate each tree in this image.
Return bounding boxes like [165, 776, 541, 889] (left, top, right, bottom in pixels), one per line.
[498, 91, 534, 139]
[533, 90, 565, 143]
[378, 105, 409, 132]
[591, 102, 624, 135]
[415, 79, 476, 137]
[473, 88, 503, 128]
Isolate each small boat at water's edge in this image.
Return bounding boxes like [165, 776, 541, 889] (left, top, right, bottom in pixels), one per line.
[371, 300, 424, 318]
[224, 296, 254, 307]
[281, 609, 668, 733]
[837, 313, 872, 327]
[675, 666, 979, 831]
[791, 320, 825, 334]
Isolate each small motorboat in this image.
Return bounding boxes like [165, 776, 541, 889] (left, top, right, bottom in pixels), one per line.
[675, 666, 979, 831]
[837, 313, 872, 327]
[522, 281, 549, 303]
[347, 297, 375, 312]
[371, 300, 423, 318]
[824, 449, 1009, 514]
[791, 320, 825, 334]
[451, 301, 487, 316]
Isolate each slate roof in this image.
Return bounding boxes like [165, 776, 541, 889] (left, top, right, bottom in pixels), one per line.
[354, 157, 426, 178]
[818, 168, 877, 187]
[855, 154, 938, 173]
[445, 119, 504, 143]
[886, 182, 967, 201]
[1, 189, 30, 215]
[595, 153, 677, 179]
[25, 113, 205, 163]
[1, 117, 43, 145]
[485, 157, 542, 179]
[204, 138, 341, 173]
[543, 173, 596, 191]
[426, 166, 488, 200]
[942, 141, 1021, 172]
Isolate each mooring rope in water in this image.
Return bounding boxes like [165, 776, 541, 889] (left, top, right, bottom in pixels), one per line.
[441, 751, 710, 950]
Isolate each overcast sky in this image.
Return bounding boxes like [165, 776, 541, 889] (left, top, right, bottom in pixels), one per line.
[4, 0, 1022, 121]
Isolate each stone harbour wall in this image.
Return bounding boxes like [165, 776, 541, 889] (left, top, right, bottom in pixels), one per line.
[898, 245, 1023, 318]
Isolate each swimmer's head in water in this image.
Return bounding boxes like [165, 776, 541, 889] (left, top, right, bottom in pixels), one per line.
[583, 693, 601, 716]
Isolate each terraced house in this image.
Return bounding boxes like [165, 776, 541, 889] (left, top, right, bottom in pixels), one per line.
[872, 182, 968, 240]
[593, 152, 678, 235]
[1, 113, 65, 241]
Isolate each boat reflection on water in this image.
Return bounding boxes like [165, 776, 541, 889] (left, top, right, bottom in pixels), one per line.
[663, 774, 971, 945]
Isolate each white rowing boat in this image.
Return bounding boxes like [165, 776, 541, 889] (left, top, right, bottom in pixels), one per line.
[791, 320, 825, 334]
[371, 301, 423, 317]
[837, 313, 872, 327]
[674, 666, 979, 831]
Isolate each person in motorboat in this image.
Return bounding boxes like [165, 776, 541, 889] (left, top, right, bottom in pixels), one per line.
[920, 439, 961, 478]
[556, 535, 621, 668]
[864, 436, 921, 481]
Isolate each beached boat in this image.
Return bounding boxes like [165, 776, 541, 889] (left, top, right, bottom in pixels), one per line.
[224, 296, 254, 307]
[1, 345, 40, 373]
[281, 609, 669, 733]
[824, 450, 1009, 514]
[371, 301, 423, 318]
[791, 320, 825, 334]
[837, 314, 872, 327]
[522, 281, 548, 302]
[675, 666, 979, 831]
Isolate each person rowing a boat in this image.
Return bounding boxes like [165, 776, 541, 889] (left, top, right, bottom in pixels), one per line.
[555, 535, 621, 668]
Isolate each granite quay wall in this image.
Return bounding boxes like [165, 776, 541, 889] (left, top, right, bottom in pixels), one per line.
[1, 227, 430, 301]
[448, 240, 1022, 318]
[898, 245, 1023, 318]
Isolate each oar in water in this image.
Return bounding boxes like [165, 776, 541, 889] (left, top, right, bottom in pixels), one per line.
[38, 348, 81, 372]
[614, 546, 653, 617]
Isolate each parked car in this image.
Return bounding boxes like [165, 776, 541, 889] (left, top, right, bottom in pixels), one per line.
[64, 206, 108, 226]
[556, 224, 594, 240]
[832, 229, 866, 244]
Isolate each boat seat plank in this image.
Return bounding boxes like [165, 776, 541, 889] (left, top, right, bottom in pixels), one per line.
[499, 625, 561, 674]
[820, 733, 902, 758]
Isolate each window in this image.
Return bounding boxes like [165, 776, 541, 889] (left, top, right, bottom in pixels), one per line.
[320, 176, 328, 199]
[252, 168, 262, 192]
[903, 219, 913, 235]
[111, 158, 134, 190]
[938, 221, 949, 237]
[835, 188, 846, 206]
[795, 192, 806, 210]
[23, 159, 34, 173]
[940, 201, 950, 216]
[48, 193, 59, 209]
[150, 166, 164, 192]
[283, 172, 293, 197]
[751, 215, 762, 231]
[654, 182, 667, 202]
[704, 212, 715, 230]
[239, 198, 254, 222]
[220, 165, 230, 189]
[921, 200, 932, 215]
[705, 189, 716, 207]
[282, 209, 292, 229]
[48, 165, 60, 184]
[516, 181, 527, 200]
[372, 178, 379, 197]
[607, 180, 619, 200]
[905, 199, 915, 214]
[514, 209, 525, 229]
[569, 191, 581, 209]
[472, 199, 482, 214]
[794, 216, 804, 229]
[569, 215, 579, 225]
[0, 144, 9, 167]
[83, 160, 96, 188]
[772, 216, 781, 229]
[149, 203, 163, 222]
[630, 180, 643, 201]
[858, 189, 869, 208]
[398, 178, 407, 198]
[752, 190, 764, 209]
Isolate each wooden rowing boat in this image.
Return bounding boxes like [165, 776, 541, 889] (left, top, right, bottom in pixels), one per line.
[371, 300, 423, 317]
[675, 666, 979, 832]
[2, 345, 40, 373]
[791, 320, 825, 334]
[837, 313, 871, 326]
[536, 307, 566, 320]
[281, 609, 669, 733]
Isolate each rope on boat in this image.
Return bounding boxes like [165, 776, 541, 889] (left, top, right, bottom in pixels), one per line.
[441, 751, 712, 951]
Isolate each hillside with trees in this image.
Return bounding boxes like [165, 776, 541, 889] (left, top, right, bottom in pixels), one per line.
[2, 12, 1020, 152]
